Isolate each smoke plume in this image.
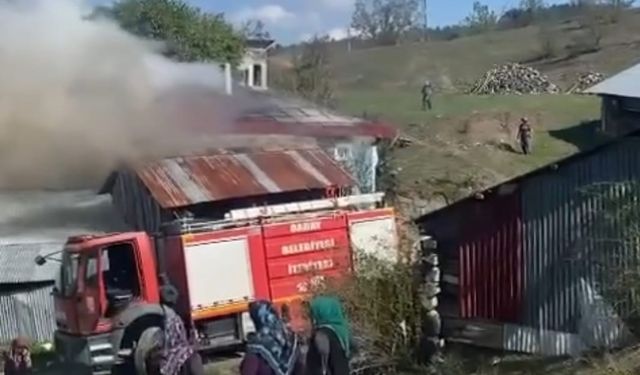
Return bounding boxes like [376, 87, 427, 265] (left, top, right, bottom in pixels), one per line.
[0, 0, 262, 189]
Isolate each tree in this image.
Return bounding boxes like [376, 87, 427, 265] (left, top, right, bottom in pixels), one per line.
[464, 2, 498, 32]
[293, 37, 333, 106]
[520, 0, 546, 22]
[241, 19, 271, 40]
[103, 0, 245, 63]
[520, 0, 546, 12]
[351, 0, 421, 45]
[604, 0, 636, 22]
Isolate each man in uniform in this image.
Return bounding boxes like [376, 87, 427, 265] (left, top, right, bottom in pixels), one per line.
[421, 80, 433, 111]
[517, 117, 533, 155]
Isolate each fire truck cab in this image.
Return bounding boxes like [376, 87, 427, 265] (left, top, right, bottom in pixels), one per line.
[49, 193, 398, 375]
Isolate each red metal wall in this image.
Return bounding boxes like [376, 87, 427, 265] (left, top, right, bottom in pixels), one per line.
[457, 189, 524, 322]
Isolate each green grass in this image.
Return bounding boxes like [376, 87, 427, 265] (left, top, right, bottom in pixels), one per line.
[336, 90, 605, 208]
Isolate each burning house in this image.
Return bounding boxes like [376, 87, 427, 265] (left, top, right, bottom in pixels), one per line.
[168, 88, 397, 195]
[100, 147, 360, 233]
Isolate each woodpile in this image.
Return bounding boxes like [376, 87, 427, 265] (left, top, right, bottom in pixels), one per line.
[566, 71, 604, 93]
[469, 63, 559, 95]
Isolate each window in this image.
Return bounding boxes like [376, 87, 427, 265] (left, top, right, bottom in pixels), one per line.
[334, 146, 352, 161]
[102, 242, 141, 297]
[85, 254, 99, 288]
[56, 252, 79, 297]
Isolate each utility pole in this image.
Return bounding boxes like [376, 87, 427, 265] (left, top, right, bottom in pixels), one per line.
[423, 0, 429, 42]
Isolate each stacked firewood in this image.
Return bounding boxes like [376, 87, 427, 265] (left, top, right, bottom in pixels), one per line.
[469, 63, 560, 95]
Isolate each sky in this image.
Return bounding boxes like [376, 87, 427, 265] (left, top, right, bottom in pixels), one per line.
[93, 0, 570, 44]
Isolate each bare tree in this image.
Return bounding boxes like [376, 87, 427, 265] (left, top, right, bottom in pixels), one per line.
[520, 0, 546, 12]
[293, 36, 334, 106]
[464, 1, 498, 33]
[351, 0, 421, 45]
[241, 19, 271, 39]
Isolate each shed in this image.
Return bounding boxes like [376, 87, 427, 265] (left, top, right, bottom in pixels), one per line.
[0, 190, 127, 344]
[416, 130, 640, 356]
[101, 147, 357, 234]
[585, 63, 640, 136]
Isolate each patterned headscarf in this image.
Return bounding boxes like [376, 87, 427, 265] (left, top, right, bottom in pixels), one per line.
[160, 309, 194, 375]
[246, 300, 298, 375]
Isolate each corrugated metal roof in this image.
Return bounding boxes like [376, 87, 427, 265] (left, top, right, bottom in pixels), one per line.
[0, 243, 62, 283]
[158, 88, 398, 139]
[585, 63, 640, 98]
[237, 91, 397, 139]
[0, 190, 127, 244]
[135, 148, 356, 209]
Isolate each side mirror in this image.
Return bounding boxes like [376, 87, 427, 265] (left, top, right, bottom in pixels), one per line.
[35, 255, 47, 266]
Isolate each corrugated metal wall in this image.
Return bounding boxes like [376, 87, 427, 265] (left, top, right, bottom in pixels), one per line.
[418, 187, 523, 322]
[418, 135, 640, 352]
[0, 283, 56, 344]
[520, 138, 640, 334]
[458, 187, 523, 322]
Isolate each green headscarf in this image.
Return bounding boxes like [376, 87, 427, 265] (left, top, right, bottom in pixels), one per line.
[309, 296, 351, 357]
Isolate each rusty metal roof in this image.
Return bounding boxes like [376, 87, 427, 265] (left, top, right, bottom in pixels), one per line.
[157, 88, 398, 140]
[135, 148, 356, 209]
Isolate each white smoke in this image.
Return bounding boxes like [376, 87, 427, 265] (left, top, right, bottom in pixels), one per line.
[0, 0, 244, 189]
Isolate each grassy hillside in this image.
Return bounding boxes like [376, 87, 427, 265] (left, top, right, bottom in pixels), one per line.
[337, 90, 603, 215]
[321, 9, 640, 92]
[269, 9, 640, 215]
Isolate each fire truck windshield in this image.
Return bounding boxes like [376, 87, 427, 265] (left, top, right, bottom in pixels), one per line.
[55, 252, 79, 297]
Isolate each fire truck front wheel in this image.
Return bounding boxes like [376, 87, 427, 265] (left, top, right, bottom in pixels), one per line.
[134, 326, 163, 375]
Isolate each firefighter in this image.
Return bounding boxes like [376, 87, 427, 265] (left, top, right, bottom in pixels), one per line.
[517, 117, 533, 155]
[3, 337, 32, 375]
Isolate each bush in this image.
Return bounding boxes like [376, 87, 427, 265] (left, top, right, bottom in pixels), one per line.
[314, 251, 426, 374]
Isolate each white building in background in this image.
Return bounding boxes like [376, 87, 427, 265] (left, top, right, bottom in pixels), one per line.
[238, 39, 275, 90]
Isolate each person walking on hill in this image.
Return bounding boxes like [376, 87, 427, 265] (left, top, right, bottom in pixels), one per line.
[241, 300, 302, 375]
[517, 117, 533, 155]
[305, 296, 352, 375]
[421, 80, 433, 111]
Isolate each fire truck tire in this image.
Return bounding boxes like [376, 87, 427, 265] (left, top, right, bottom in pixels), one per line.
[134, 326, 163, 375]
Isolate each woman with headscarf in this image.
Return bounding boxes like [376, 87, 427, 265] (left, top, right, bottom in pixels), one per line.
[241, 300, 301, 375]
[305, 296, 352, 375]
[3, 336, 32, 375]
[157, 285, 204, 375]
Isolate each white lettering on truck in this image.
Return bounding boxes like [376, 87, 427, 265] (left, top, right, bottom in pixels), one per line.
[288, 259, 334, 275]
[281, 238, 336, 255]
[290, 221, 322, 233]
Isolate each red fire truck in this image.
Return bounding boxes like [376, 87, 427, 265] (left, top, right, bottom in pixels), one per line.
[43, 193, 397, 375]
